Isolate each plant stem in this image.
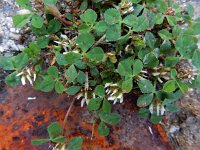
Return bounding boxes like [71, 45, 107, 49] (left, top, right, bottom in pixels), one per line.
[94, 34, 106, 47]
[62, 96, 76, 135]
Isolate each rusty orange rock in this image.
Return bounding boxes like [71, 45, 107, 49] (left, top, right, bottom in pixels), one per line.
[0, 85, 172, 150]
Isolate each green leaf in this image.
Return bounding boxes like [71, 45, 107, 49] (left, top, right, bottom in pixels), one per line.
[77, 71, 86, 84]
[145, 32, 156, 49]
[176, 80, 188, 93]
[98, 122, 109, 136]
[94, 21, 107, 33]
[165, 56, 180, 67]
[138, 80, 154, 93]
[186, 3, 194, 18]
[31, 24, 47, 35]
[37, 36, 50, 48]
[80, 9, 97, 24]
[87, 47, 105, 62]
[175, 35, 196, 57]
[95, 85, 105, 97]
[16, 0, 32, 9]
[80, 0, 88, 10]
[158, 29, 173, 40]
[31, 14, 43, 28]
[88, 98, 102, 111]
[155, 13, 164, 24]
[13, 14, 32, 28]
[5, 72, 20, 86]
[102, 99, 111, 113]
[166, 104, 180, 113]
[13, 53, 29, 69]
[132, 16, 149, 32]
[0, 56, 14, 70]
[24, 42, 41, 57]
[191, 75, 200, 88]
[75, 60, 87, 69]
[99, 112, 121, 125]
[122, 78, 133, 93]
[138, 108, 150, 118]
[104, 8, 121, 25]
[67, 137, 83, 150]
[66, 86, 81, 95]
[155, 0, 167, 13]
[106, 24, 121, 41]
[131, 0, 141, 3]
[77, 33, 95, 52]
[137, 93, 154, 107]
[56, 53, 68, 65]
[52, 136, 66, 143]
[123, 15, 148, 32]
[47, 122, 62, 139]
[47, 66, 58, 78]
[192, 50, 200, 68]
[123, 14, 137, 27]
[118, 58, 133, 76]
[66, 65, 78, 83]
[47, 19, 61, 34]
[31, 139, 49, 146]
[163, 80, 176, 93]
[166, 16, 177, 26]
[64, 52, 82, 64]
[143, 53, 159, 68]
[39, 77, 55, 92]
[133, 59, 143, 76]
[191, 23, 200, 35]
[43, 0, 57, 5]
[170, 69, 177, 79]
[55, 81, 64, 94]
[150, 114, 162, 124]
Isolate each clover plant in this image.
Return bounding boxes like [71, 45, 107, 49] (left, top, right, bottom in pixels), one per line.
[32, 122, 83, 149]
[1, 0, 200, 147]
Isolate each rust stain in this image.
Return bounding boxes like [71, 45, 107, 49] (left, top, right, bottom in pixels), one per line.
[0, 85, 173, 150]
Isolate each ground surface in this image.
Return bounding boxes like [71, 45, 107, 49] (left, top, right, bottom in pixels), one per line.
[0, 0, 200, 150]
